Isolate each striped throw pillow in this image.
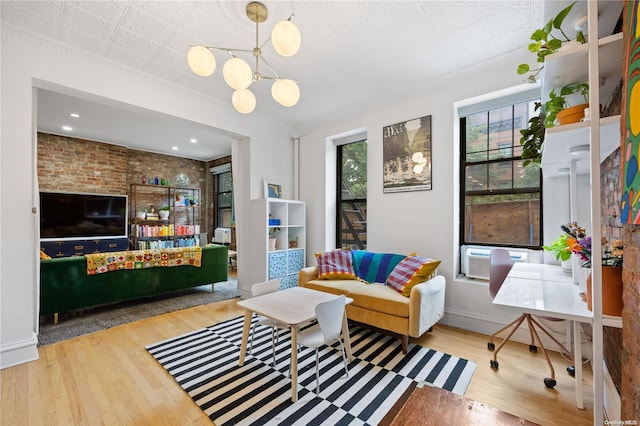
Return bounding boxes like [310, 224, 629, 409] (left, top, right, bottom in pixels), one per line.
[386, 255, 441, 296]
[351, 250, 406, 283]
[315, 249, 356, 280]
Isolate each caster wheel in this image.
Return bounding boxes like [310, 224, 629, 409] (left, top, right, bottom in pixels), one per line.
[487, 342, 495, 351]
[567, 366, 575, 377]
[529, 344, 538, 353]
[490, 360, 499, 369]
[544, 378, 556, 389]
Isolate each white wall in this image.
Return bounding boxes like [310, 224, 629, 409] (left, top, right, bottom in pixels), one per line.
[297, 49, 587, 347]
[0, 30, 296, 368]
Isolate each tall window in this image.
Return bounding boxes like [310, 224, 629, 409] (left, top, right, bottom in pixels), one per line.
[216, 170, 233, 228]
[460, 100, 542, 248]
[337, 140, 367, 249]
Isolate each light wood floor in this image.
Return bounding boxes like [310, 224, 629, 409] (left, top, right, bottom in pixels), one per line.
[1, 297, 593, 425]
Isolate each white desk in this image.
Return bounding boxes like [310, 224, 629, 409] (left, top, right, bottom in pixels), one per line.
[237, 286, 353, 402]
[492, 263, 592, 409]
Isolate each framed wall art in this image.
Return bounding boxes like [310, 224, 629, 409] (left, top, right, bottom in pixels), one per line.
[383, 115, 432, 193]
[263, 180, 283, 199]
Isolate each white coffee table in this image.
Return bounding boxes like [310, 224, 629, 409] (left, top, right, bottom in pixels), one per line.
[237, 286, 353, 402]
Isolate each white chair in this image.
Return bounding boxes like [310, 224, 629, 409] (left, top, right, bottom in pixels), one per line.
[296, 294, 349, 395]
[249, 279, 288, 366]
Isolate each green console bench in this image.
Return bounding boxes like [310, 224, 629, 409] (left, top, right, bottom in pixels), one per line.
[40, 244, 229, 321]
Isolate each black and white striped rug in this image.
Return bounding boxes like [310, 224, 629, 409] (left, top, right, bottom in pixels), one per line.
[146, 316, 476, 425]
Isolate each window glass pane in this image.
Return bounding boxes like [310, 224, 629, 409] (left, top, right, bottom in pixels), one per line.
[514, 159, 540, 188]
[463, 194, 540, 246]
[339, 201, 367, 249]
[488, 106, 513, 161]
[217, 192, 232, 208]
[218, 208, 232, 228]
[341, 142, 367, 200]
[488, 161, 513, 190]
[513, 102, 530, 157]
[218, 172, 232, 192]
[465, 164, 488, 191]
[465, 112, 487, 162]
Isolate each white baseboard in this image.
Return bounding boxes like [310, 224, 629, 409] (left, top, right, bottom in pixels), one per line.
[603, 360, 621, 421]
[0, 334, 39, 370]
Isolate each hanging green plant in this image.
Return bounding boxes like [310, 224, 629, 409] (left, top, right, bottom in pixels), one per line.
[517, 2, 586, 83]
[519, 101, 546, 168]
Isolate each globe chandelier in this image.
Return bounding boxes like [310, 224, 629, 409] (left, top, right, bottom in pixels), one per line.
[187, 1, 301, 114]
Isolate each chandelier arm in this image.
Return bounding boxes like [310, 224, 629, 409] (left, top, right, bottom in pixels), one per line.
[259, 55, 282, 79]
[206, 46, 254, 54]
[259, 37, 272, 50]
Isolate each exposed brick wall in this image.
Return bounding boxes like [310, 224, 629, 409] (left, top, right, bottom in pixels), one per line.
[37, 132, 211, 242]
[38, 133, 128, 194]
[602, 148, 623, 393]
[622, 225, 640, 420]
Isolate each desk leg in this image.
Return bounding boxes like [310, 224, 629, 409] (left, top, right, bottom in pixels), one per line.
[239, 311, 252, 366]
[341, 312, 353, 361]
[291, 326, 298, 402]
[574, 320, 584, 409]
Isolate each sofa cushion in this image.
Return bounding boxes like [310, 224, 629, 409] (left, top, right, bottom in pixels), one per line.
[315, 249, 356, 280]
[386, 255, 441, 296]
[303, 279, 365, 296]
[347, 283, 409, 317]
[351, 250, 406, 283]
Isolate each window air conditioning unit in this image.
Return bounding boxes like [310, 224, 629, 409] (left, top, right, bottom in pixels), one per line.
[463, 247, 528, 280]
[214, 227, 231, 244]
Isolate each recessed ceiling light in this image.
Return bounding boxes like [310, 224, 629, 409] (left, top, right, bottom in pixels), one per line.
[62, 125, 73, 131]
[69, 113, 80, 118]
[172, 146, 179, 151]
[190, 138, 197, 143]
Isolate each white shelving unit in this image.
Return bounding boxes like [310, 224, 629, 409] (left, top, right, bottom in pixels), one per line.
[243, 198, 306, 299]
[539, 1, 623, 422]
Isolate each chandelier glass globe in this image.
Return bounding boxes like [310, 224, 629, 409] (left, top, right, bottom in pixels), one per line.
[223, 57, 253, 90]
[271, 20, 301, 57]
[187, 46, 216, 77]
[271, 79, 300, 107]
[232, 89, 256, 114]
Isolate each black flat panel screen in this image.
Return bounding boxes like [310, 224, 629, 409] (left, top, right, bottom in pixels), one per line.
[40, 192, 128, 240]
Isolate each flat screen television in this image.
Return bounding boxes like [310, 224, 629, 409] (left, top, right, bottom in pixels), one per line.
[40, 191, 128, 240]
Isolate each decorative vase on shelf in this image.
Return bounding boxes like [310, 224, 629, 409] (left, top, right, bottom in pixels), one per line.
[159, 210, 169, 220]
[561, 258, 572, 271]
[586, 265, 623, 316]
[269, 238, 277, 251]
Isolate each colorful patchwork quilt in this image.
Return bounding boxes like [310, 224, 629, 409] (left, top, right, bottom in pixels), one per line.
[85, 246, 202, 275]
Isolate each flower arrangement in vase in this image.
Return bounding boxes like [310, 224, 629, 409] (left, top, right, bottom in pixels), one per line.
[561, 222, 591, 267]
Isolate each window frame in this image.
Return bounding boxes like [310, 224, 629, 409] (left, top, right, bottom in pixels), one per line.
[214, 169, 233, 228]
[459, 100, 543, 251]
[336, 139, 367, 250]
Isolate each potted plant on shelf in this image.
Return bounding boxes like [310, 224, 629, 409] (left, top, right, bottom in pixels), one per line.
[268, 227, 280, 251]
[544, 82, 589, 127]
[158, 205, 170, 220]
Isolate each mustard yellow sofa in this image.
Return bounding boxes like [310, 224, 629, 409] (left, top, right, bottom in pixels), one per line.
[298, 250, 446, 353]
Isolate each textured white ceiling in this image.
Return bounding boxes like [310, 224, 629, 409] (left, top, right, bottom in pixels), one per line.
[1, 1, 544, 161]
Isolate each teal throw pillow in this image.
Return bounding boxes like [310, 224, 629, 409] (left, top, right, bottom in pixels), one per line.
[351, 250, 406, 283]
